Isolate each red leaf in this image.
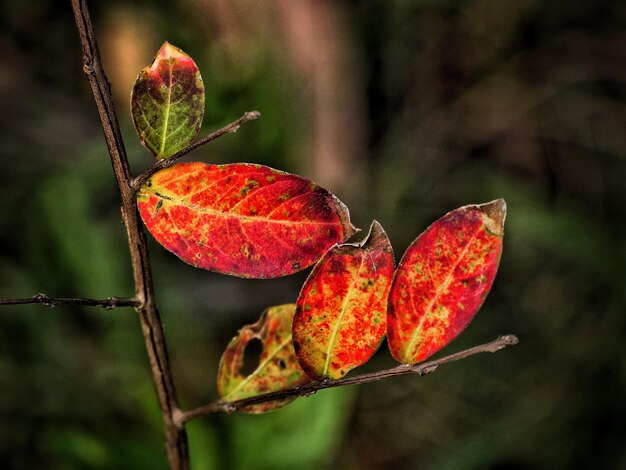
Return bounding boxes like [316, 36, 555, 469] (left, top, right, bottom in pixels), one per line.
[137, 162, 357, 278]
[293, 221, 395, 380]
[130, 42, 205, 159]
[387, 200, 506, 364]
[217, 304, 311, 414]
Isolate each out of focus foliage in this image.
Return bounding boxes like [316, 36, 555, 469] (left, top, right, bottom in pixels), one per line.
[1, 0, 625, 468]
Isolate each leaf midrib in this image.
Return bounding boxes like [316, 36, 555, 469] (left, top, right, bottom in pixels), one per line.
[403, 228, 480, 361]
[323, 254, 368, 376]
[158, 60, 173, 157]
[141, 188, 339, 228]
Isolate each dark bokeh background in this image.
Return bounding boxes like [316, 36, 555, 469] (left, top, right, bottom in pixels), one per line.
[1, 0, 625, 468]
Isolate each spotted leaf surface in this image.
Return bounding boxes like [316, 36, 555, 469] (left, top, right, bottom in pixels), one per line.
[217, 304, 311, 414]
[388, 199, 506, 364]
[131, 42, 204, 159]
[137, 162, 357, 278]
[293, 221, 395, 380]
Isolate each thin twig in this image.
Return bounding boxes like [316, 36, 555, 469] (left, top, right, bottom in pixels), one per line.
[0, 293, 139, 309]
[176, 334, 519, 424]
[131, 111, 261, 190]
[70, 1, 189, 468]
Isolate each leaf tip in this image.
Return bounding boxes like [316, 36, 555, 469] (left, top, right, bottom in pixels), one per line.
[156, 41, 186, 61]
[369, 219, 384, 236]
[476, 198, 506, 236]
[362, 220, 393, 254]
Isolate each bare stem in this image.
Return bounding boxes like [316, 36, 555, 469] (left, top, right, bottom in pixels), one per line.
[70, 1, 188, 468]
[0, 293, 139, 309]
[131, 111, 261, 190]
[176, 334, 519, 424]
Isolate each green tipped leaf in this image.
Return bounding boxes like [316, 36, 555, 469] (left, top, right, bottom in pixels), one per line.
[131, 42, 204, 159]
[217, 304, 311, 414]
[387, 199, 506, 364]
[293, 221, 395, 380]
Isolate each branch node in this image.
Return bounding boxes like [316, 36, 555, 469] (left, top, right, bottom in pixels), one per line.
[499, 334, 519, 346]
[134, 295, 146, 312]
[245, 111, 261, 121]
[420, 364, 439, 375]
[172, 408, 186, 428]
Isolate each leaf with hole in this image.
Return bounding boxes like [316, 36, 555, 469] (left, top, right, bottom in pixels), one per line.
[217, 304, 311, 413]
[137, 162, 357, 278]
[387, 199, 506, 364]
[131, 42, 204, 159]
[292, 221, 395, 380]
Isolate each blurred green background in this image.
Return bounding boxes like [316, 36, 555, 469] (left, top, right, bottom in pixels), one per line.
[1, 0, 625, 468]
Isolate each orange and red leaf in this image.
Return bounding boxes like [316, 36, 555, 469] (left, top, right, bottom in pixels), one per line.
[217, 304, 310, 414]
[293, 221, 395, 380]
[137, 162, 357, 278]
[387, 200, 506, 364]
